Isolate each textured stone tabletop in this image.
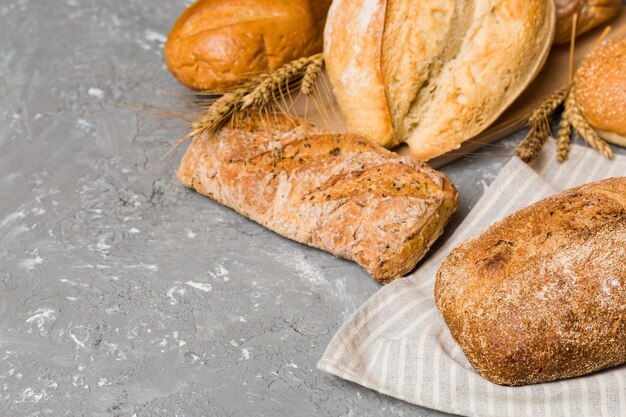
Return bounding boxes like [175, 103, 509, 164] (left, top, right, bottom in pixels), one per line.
[1, 1, 623, 416]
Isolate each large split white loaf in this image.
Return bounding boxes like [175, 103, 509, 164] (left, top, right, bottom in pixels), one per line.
[324, 0, 556, 161]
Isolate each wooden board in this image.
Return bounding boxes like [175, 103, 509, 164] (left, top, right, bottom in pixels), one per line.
[289, 8, 626, 168]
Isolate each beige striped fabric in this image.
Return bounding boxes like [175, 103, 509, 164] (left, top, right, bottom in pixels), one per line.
[318, 142, 626, 417]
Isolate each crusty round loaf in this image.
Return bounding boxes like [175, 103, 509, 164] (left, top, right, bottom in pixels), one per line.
[435, 177, 626, 386]
[165, 0, 331, 91]
[323, 0, 555, 161]
[554, 0, 621, 44]
[575, 38, 626, 147]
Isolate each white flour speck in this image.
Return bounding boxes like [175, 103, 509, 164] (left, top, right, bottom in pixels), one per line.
[136, 40, 151, 50]
[144, 30, 167, 44]
[128, 227, 140, 234]
[240, 348, 250, 360]
[0, 209, 26, 229]
[20, 249, 43, 271]
[87, 87, 104, 99]
[76, 118, 93, 131]
[185, 229, 197, 239]
[14, 380, 57, 404]
[167, 286, 186, 305]
[215, 263, 229, 281]
[186, 281, 212, 292]
[124, 263, 158, 272]
[69, 332, 86, 349]
[25, 308, 56, 334]
[289, 252, 329, 287]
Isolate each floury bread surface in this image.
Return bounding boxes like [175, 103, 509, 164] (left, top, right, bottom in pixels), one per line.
[324, 0, 555, 160]
[435, 177, 626, 386]
[177, 114, 458, 283]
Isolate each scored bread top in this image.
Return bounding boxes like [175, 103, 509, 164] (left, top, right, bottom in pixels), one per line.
[323, 0, 394, 147]
[324, 0, 555, 160]
[435, 177, 626, 385]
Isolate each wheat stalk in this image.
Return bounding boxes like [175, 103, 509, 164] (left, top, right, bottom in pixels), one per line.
[517, 86, 568, 162]
[189, 53, 325, 140]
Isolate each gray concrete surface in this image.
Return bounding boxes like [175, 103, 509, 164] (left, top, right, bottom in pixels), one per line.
[1, 1, 624, 416]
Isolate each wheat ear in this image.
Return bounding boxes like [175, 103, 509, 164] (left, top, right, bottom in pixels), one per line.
[567, 87, 613, 160]
[190, 53, 325, 139]
[518, 86, 569, 162]
[556, 105, 572, 163]
[300, 54, 324, 96]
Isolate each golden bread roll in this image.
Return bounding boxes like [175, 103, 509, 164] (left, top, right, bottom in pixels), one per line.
[177, 113, 458, 283]
[554, 0, 621, 44]
[436, 177, 626, 386]
[575, 37, 626, 147]
[165, 0, 332, 91]
[323, 0, 555, 161]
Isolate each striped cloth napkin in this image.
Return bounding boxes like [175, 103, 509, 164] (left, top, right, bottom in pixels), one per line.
[318, 142, 626, 417]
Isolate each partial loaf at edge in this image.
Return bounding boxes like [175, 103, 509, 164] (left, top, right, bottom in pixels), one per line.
[435, 177, 626, 386]
[554, 0, 621, 44]
[574, 37, 626, 147]
[177, 114, 458, 283]
[324, 0, 555, 161]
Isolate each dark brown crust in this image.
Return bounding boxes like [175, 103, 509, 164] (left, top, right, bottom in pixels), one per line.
[435, 177, 626, 385]
[177, 113, 458, 283]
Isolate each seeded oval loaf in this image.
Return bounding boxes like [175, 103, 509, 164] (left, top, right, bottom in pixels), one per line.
[435, 177, 626, 386]
[177, 114, 458, 283]
[323, 0, 555, 160]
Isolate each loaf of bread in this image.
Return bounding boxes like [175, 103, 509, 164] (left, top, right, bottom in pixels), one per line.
[165, 0, 332, 90]
[323, 0, 555, 161]
[435, 177, 626, 386]
[554, 0, 621, 44]
[177, 113, 458, 283]
[575, 38, 626, 147]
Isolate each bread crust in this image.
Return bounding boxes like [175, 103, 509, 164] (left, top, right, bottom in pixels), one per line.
[435, 177, 626, 386]
[575, 38, 626, 144]
[177, 114, 458, 283]
[324, 0, 555, 161]
[323, 0, 395, 147]
[165, 0, 331, 91]
[554, 0, 621, 44]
